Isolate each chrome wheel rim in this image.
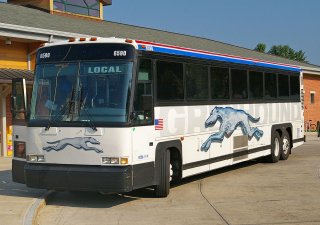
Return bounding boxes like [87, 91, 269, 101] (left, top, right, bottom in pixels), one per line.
[283, 136, 290, 155]
[170, 163, 173, 182]
[274, 137, 280, 157]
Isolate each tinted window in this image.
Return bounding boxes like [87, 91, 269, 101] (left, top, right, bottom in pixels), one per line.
[278, 74, 289, 98]
[133, 59, 153, 124]
[157, 61, 184, 101]
[290, 75, 300, 100]
[265, 73, 277, 99]
[211, 67, 229, 99]
[231, 69, 248, 99]
[186, 64, 208, 100]
[249, 71, 263, 99]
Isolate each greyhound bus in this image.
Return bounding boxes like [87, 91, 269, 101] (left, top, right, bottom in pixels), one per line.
[11, 37, 304, 197]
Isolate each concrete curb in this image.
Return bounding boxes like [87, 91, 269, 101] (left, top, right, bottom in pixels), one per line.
[23, 190, 55, 225]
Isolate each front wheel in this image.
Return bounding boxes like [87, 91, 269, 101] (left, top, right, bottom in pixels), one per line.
[280, 131, 291, 160]
[154, 149, 170, 198]
[265, 132, 281, 163]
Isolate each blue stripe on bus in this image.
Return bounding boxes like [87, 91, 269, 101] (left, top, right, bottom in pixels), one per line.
[138, 45, 301, 72]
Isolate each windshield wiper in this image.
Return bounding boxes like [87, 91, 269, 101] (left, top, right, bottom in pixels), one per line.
[79, 85, 97, 131]
[45, 85, 75, 131]
[45, 101, 70, 131]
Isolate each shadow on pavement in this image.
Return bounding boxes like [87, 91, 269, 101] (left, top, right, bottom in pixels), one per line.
[0, 169, 46, 198]
[45, 159, 261, 209]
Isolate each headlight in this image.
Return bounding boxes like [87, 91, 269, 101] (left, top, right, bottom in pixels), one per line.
[27, 155, 45, 162]
[101, 157, 128, 165]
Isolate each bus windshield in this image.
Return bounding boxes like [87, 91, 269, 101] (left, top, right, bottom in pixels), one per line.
[29, 61, 133, 124]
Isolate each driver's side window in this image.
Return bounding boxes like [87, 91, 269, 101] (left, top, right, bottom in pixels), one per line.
[133, 58, 153, 124]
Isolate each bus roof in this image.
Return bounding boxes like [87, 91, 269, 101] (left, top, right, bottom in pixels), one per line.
[42, 37, 301, 72]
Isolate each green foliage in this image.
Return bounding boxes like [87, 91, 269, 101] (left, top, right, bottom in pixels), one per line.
[254, 43, 308, 63]
[254, 43, 266, 53]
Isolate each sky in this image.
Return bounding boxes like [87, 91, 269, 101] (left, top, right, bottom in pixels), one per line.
[104, 0, 320, 66]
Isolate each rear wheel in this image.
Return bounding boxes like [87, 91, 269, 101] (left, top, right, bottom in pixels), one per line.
[154, 149, 170, 198]
[265, 132, 281, 163]
[280, 131, 291, 160]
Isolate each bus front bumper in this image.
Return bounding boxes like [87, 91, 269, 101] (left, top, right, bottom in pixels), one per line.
[25, 163, 133, 193]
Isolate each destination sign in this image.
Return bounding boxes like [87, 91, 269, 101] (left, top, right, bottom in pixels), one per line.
[81, 62, 131, 75]
[37, 43, 135, 63]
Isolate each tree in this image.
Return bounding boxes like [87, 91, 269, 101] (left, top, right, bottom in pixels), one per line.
[254, 43, 266, 53]
[253, 43, 308, 63]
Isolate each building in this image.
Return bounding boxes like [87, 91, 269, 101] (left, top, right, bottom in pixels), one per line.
[0, 1, 320, 156]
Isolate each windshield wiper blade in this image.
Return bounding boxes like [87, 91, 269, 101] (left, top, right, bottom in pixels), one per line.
[45, 102, 70, 131]
[80, 108, 97, 131]
[79, 86, 97, 131]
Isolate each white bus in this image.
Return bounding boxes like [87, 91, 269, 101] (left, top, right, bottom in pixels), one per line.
[12, 37, 304, 197]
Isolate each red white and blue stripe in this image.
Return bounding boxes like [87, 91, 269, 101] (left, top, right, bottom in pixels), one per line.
[136, 40, 301, 72]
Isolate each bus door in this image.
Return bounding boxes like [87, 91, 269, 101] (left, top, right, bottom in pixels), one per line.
[11, 78, 29, 183]
[131, 59, 155, 180]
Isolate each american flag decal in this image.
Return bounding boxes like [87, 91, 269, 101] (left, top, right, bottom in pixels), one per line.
[155, 119, 164, 130]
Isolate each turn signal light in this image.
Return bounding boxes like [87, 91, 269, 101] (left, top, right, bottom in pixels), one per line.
[120, 157, 128, 165]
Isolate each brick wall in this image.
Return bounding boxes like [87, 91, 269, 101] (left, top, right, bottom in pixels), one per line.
[304, 74, 320, 127]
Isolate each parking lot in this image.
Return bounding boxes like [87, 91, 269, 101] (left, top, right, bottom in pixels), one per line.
[35, 141, 320, 225]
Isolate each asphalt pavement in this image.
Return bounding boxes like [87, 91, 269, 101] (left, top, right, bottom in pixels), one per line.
[37, 140, 320, 225]
[1, 137, 320, 225]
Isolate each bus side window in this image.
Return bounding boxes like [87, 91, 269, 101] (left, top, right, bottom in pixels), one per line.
[133, 58, 153, 124]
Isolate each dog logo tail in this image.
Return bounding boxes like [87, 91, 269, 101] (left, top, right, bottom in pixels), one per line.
[247, 114, 260, 123]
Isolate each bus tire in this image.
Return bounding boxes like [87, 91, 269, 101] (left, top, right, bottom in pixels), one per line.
[154, 149, 170, 198]
[280, 131, 291, 160]
[266, 132, 281, 163]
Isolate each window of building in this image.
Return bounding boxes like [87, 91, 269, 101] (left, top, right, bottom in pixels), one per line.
[311, 92, 315, 104]
[211, 67, 229, 100]
[249, 71, 263, 99]
[157, 61, 184, 101]
[278, 74, 289, 99]
[231, 69, 248, 99]
[186, 64, 208, 100]
[265, 73, 277, 99]
[53, 0, 100, 18]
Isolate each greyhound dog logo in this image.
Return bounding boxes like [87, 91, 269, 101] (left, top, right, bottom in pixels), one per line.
[201, 107, 263, 151]
[43, 137, 103, 153]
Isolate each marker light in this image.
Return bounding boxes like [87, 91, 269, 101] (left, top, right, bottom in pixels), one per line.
[68, 37, 76, 42]
[79, 37, 86, 41]
[90, 37, 98, 41]
[125, 39, 133, 43]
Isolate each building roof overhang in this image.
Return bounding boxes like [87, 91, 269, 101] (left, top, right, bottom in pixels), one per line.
[101, 0, 112, 6]
[0, 68, 33, 84]
[0, 22, 96, 43]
